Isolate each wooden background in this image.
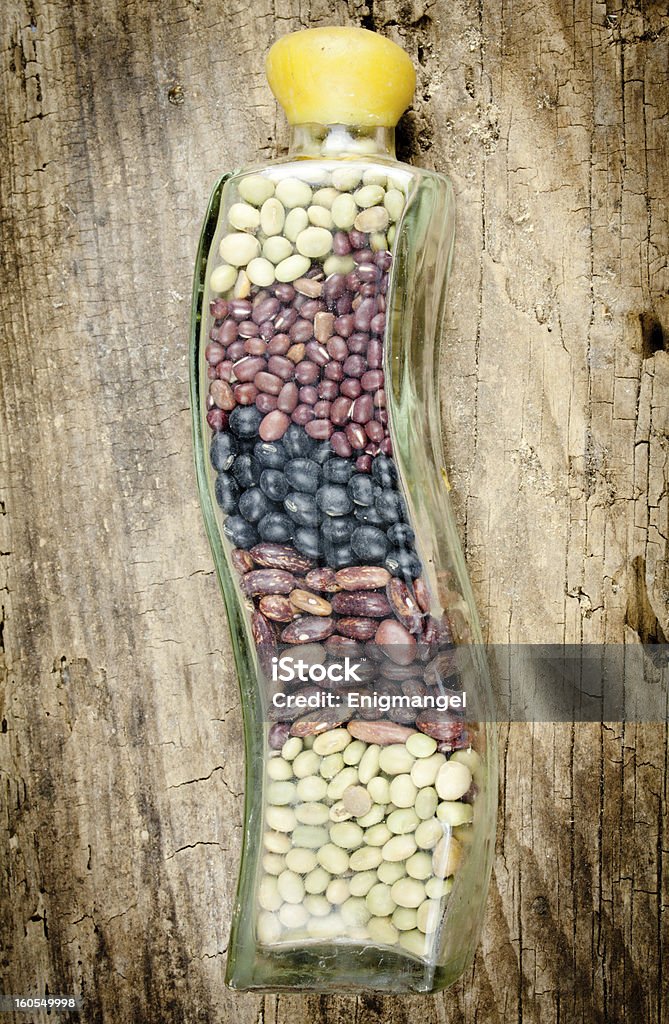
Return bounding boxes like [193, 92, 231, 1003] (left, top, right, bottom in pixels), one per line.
[1, 1, 668, 1021]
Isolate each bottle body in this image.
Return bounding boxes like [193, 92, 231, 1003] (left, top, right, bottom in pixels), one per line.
[190, 140, 497, 992]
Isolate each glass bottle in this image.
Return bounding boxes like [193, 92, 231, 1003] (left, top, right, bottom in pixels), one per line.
[190, 27, 497, 993]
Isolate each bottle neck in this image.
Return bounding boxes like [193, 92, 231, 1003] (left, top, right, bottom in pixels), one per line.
[287, 124, 396, 160]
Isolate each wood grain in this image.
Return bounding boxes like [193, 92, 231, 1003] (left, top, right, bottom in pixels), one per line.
[1, 1, 667, 1022]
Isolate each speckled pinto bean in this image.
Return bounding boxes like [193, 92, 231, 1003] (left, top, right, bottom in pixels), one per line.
[203, 166, 480, 952]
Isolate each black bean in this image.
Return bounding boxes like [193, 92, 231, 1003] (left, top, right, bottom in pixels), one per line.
[257, 511, 294, 543]
[223, 515, 259, 548]
[375, 489, 406, 523]
[323, 540, 356, 568]
[232, 453, 261, 488]
[259, 468, 290, 502]
[254, 440, 286, 468]
[370, 454, 398, 488]
[282, 423, 315, 458]
[293, 526, 323, 560]
[284, 491, 319, 526]
[285, 458, 322, 494]
[321, 514, 356, 542]
[229, 405, 263, 437]
[387, 522, 415, 546]
[239, 487, 272, 523]
[322, 458, 355, 484]
[210, 432, 237, 471]
[316, 484, 353, 517]
[347, 473, 375, 506]
[353, 504, 386, 526]
[385, 548, 422, 580]
[214, 472, 240, 514]
[311, 441, 334, 465]
[350, 525, 389, 563]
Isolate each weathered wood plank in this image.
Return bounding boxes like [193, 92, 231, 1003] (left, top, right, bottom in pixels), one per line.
[1, 1, 667, 1022]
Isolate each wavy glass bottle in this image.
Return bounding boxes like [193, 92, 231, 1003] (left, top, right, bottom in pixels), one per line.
[190, 28, 497, 993]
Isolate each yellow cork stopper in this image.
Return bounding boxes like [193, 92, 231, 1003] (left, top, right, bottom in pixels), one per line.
[266, 27, 416, 128]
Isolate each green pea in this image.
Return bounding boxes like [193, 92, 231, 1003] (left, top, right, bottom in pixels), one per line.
[341, 896, 371, 927]
[378, 744, 415, 776]
[292, 825, 328, 849]
[349, 871, 377, 897]
[326, 878, 350, 905]
[367, 916, 399, 945]
[267, 757, 293, 781]
[405, 852, 433, 880]
[406, 733, 437, 758]
[358, 744, 381, 785]
[320, 752, 344, 780]
[389, 774, 417, 808]
[416, 899, 442, 935]
[257, 910, 282, 944]
[294, 801, 330, 825]
[296, 775, 328, 802]
[304, 866, 330, 895]
[266, 780, 296, 806]
[317, 843, 349, 874]
[258, 874, 282, 912]
[285, 847, 317, 874]
[292, 749, 321, 778]
[415, 786, 438, 820]
[437, 801, 474, 826]
[392, 906, 418, 931]
[377, 860, 406, 885]
[387, 807, 419, 835]
[343, 740, 367, 766]
[313, 728, 351, 756]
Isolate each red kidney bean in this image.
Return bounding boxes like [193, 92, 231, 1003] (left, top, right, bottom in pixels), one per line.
[318, 379, 339, 401]
[327, 336, 348, 361]
[366, 442, 380, 456]
[336, 293, 352, 315]
[299, 386, 318, 405]
[361, 369, 384, 391]
[275, 307, 298, 331]
[277, 382, 298, 413]
[292, 404, 315, 425]
[210, 297, 228, 319]
[207, 366, 217, 381]
[267, 333, 291, 355]
[269, 721, 291, 749]
[343, 354, 367, 378]
[377, 409, 388, 425]
[345, 271, 361, 292]
[287, 344, 306, 363]
[267, 355, 295, 380]
[274, 283, 296, 303]
[331, 431, 353, 457]
[305, 419, 334, 440]
[375, 251, 392, 270]
[234, 382, 258, 405]
[244, 337, 267, 356]
[380, 437, 393, 455]
[364, 419, 384, 442]
[290, 318, 314, 343]
[345, 423, 367, 449]
[323, 361, 344, 382]
[259, 410, 290, 441]
[220, 320, 239, 346]
[353, 248, 374, 265]
[233, 356, 265, 382]
[237, 320, 260, 339]
[256, 393, 278, 413]
[340, 378, 362, 399]
[210, 380, 235, 411]
[413, 577, 431, 613]
[358, 263, 381, 283]
[294, 293, 307, 311]
[313, 400, 331, 418]
[356, 454, 372, 472]
[359, 283, 377, 299]
[294, 361, 320, 385]
[346, 333, 368, 354]
[205, 341, 225, 365]
[295, 277, 323, 298]
[255, 371, 283, 395]
[259, 320, 275, 341]
[334, 314, 354, 337]
[349, 229, 367, 249]
[216, 360, 233, 381]
[229, 299, 253, 320]
[331, 396, 353, 425]
[370, 312, 386, 334]
[226, 340, 245, 360]
[377, 293, 386, 312]
[305, 341, 330, 366]
[333, 231, 351, 255]
[252, 296, 280, 324]
[207, 408, 227, 431]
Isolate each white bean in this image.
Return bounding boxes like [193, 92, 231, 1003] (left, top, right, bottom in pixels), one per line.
[387, 807, 419, 835]
[437, 801, 474, 826]
[392, 906, 418, 931]
[415, 786, 438, 820]
[258, 875, 282, 912]
[331, 192, 358, 229]
[364, 823, 392, 847]
[367, 916, 399, 945]
[246, 257, 276, 287]
[281, 736, 303, 761]
[349, 871, 377, 897]
[341, 896, 371, 927]
[399, 929, 428, 956]
[331, 167, 363, 191]
[384, 188, 406, 222]
[262, 235, 293, 264]
[279, 902, 309, 930]
[265, 806, 296, 833]
[304, 866, 330, 894]
[292, 825, 328, 849]
[228, 201, 261, 231]
[317, 843, 349, 874]
[377, 860, 406, 885]
[262, 853, 285, 876]
[267, 757, 293, 781]
[349, 846, 383, 871]
[320, 752, 344, 780]
[285, 847, 317, 874]
[295, 801, 330, 825]
[304, 893, 331, 917]
[330, 821, 364, 850]
[266, 780, 296, 806]
[283, 206, 309, 241]
[354, 184, 385, 208]
[391, 877, 425, 909]
[326, 766, 359, 801]
[275, 254, 311, 282]
[307, 205, 334, 229]
[382, 834, 417, 862]
[209, 263, 236, 293]
[326, 878, 350, 905]
[257, 910, 281, 944]
[405, 851, 433, 880]
[260, 196, 285, 236]
[356, 803, 386, 828]
[343, 740, 367, 766]
[435, 761, 472, 801]
[362, 167, 387, 187]
[416, 898, 441, 934]
[292, 749, 321, 778]
[277, 869, 304, 905]
[414, 817, 444, 850]
[275, 177, 313, 208]
[406, 733, 437, 758]
[263, 830, 291, 854]
[238, 175, 274, 206]
[367, 776, 391, 804]
[366, 882, 395, 917]
[219, 232, 260, 266]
